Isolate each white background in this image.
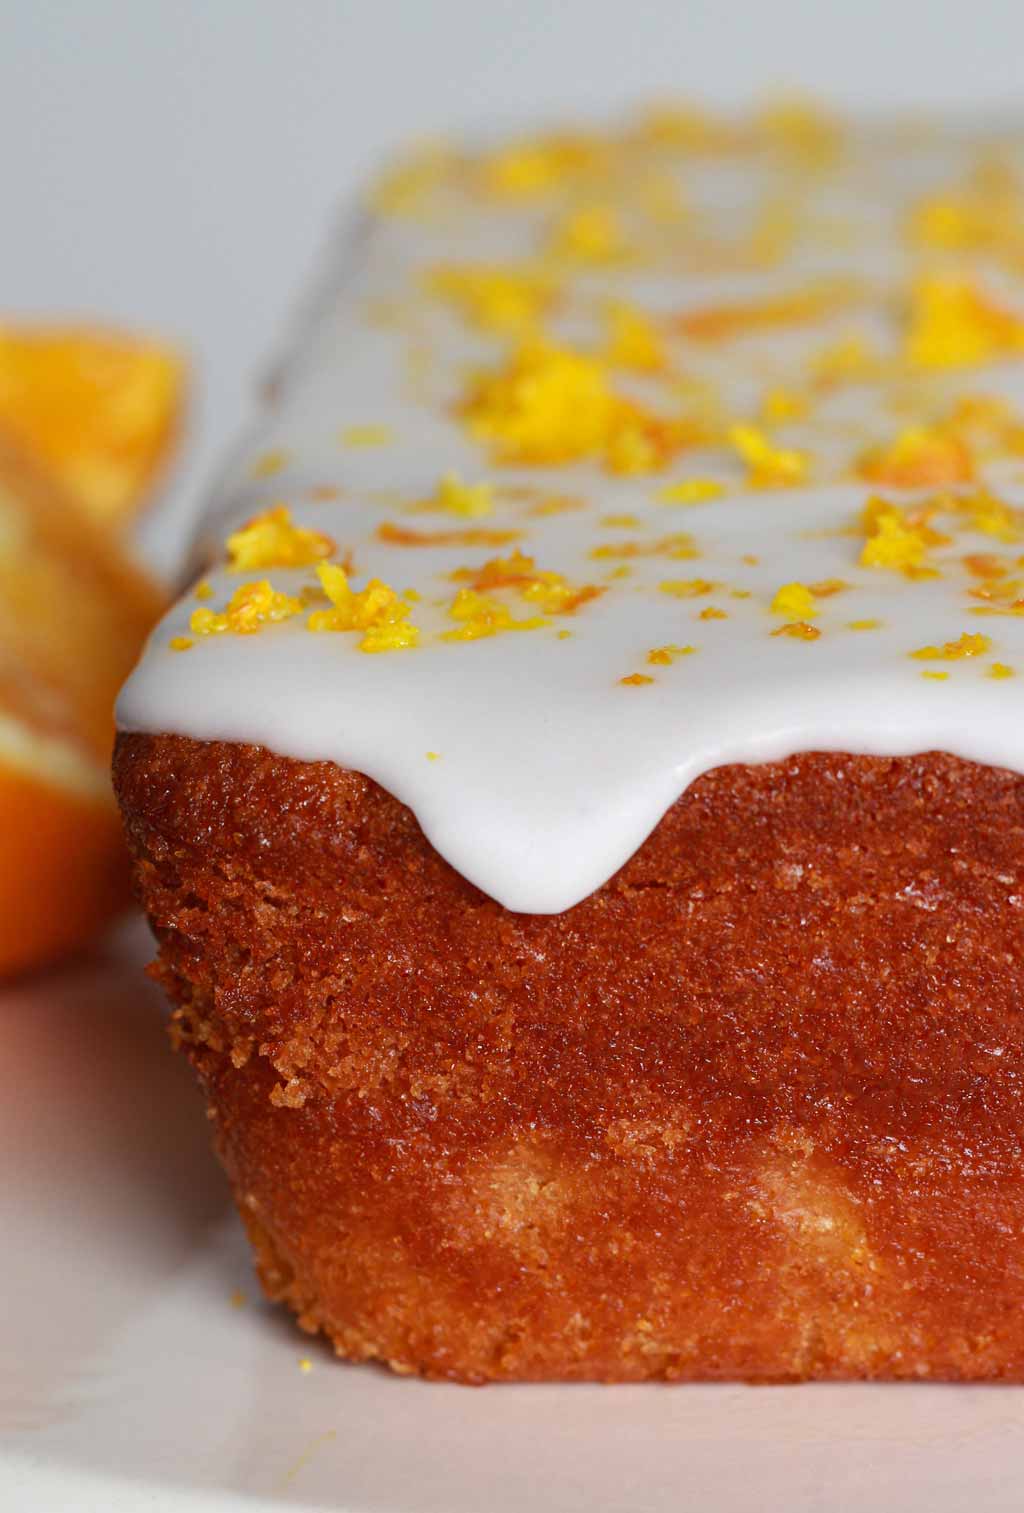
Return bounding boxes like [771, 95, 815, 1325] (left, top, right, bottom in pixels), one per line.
[2, 0, 1024, 550]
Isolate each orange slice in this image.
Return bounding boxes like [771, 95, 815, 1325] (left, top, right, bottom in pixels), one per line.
[0, 324, 184, 525]
[0, 426, 167, 976]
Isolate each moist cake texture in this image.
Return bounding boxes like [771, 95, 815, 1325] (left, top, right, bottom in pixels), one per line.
[115, 735, 1024, 1382]
[115, 103, 1024, 1380]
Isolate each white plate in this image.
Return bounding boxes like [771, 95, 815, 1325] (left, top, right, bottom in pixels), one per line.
[5, 923, 1024, 1511]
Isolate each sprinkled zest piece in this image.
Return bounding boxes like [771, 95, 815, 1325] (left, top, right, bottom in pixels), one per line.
[549, 204, 628, 263]
[961, 488, 1024, 543]
[481, 132, 605, 198]
[427, 472, 495, 517]
[761, 387, 809, 423]
[858, 427, 973, 489]
[647, 644, 697, 664]
[452, 551, 604, 615]
[859, 498, 941, 576]
[191, 581, 304, 637]
[370, 144, 452, 216]
[772, 620, 821, 640]
[907, 275, 1024, 370]
[591, 532, 697, 562]
[674, 284, 850, 343]
[729, 424, 808, 487]
[340, 425, 393, 447]
[442, 589, 546, 641]
[605, 303, 666, 371]
[462, 341, 693, 474]
[377, 522, 521, 547]
[226, 506, 336, 571]
[910, 631, 992, 661]
[308, 563, 419, 652]
[427, 265, 556, 333]
[659, 577, 717, 598]
[251, 448, 289, 478]
[771, 582, 818, 619]
[657, 478, 724, 505]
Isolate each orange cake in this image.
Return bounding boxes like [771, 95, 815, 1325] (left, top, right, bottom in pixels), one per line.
[115, 103, 1024, 1380]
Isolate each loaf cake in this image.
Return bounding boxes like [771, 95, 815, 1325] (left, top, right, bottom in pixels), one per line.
[115, 103, 1024, 1381]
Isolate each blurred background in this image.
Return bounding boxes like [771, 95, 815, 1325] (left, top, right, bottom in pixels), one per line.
[5, 0, 1024, 548]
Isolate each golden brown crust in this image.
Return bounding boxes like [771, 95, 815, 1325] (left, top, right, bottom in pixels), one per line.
[115, 732, 1024, 1382]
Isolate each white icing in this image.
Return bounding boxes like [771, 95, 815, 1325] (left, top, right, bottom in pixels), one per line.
[118, 115, 1024, 912]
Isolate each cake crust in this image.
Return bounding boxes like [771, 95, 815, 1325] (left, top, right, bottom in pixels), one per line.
[115, 732, 1024, 1382]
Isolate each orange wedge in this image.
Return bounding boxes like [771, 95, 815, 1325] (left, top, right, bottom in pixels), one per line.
[0, 324, 184, 526]
[0, 426, 167, 976]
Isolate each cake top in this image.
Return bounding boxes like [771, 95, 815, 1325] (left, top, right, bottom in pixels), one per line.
[119, 102, 1024, 911]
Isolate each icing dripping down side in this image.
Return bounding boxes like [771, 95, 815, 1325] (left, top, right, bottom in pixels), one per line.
[118, 107, 1024, 912]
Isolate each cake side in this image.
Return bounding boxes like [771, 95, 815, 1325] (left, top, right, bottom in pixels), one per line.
[115, 732, 1024, 1382]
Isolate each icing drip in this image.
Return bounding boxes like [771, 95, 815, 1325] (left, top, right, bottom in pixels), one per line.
[118, 106, 1024, 911]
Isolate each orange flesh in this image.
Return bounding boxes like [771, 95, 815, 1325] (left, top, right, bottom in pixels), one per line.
[0, 426, 168, 976]
[0, 326, 184, 524]
[0, 766, 128, 976]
